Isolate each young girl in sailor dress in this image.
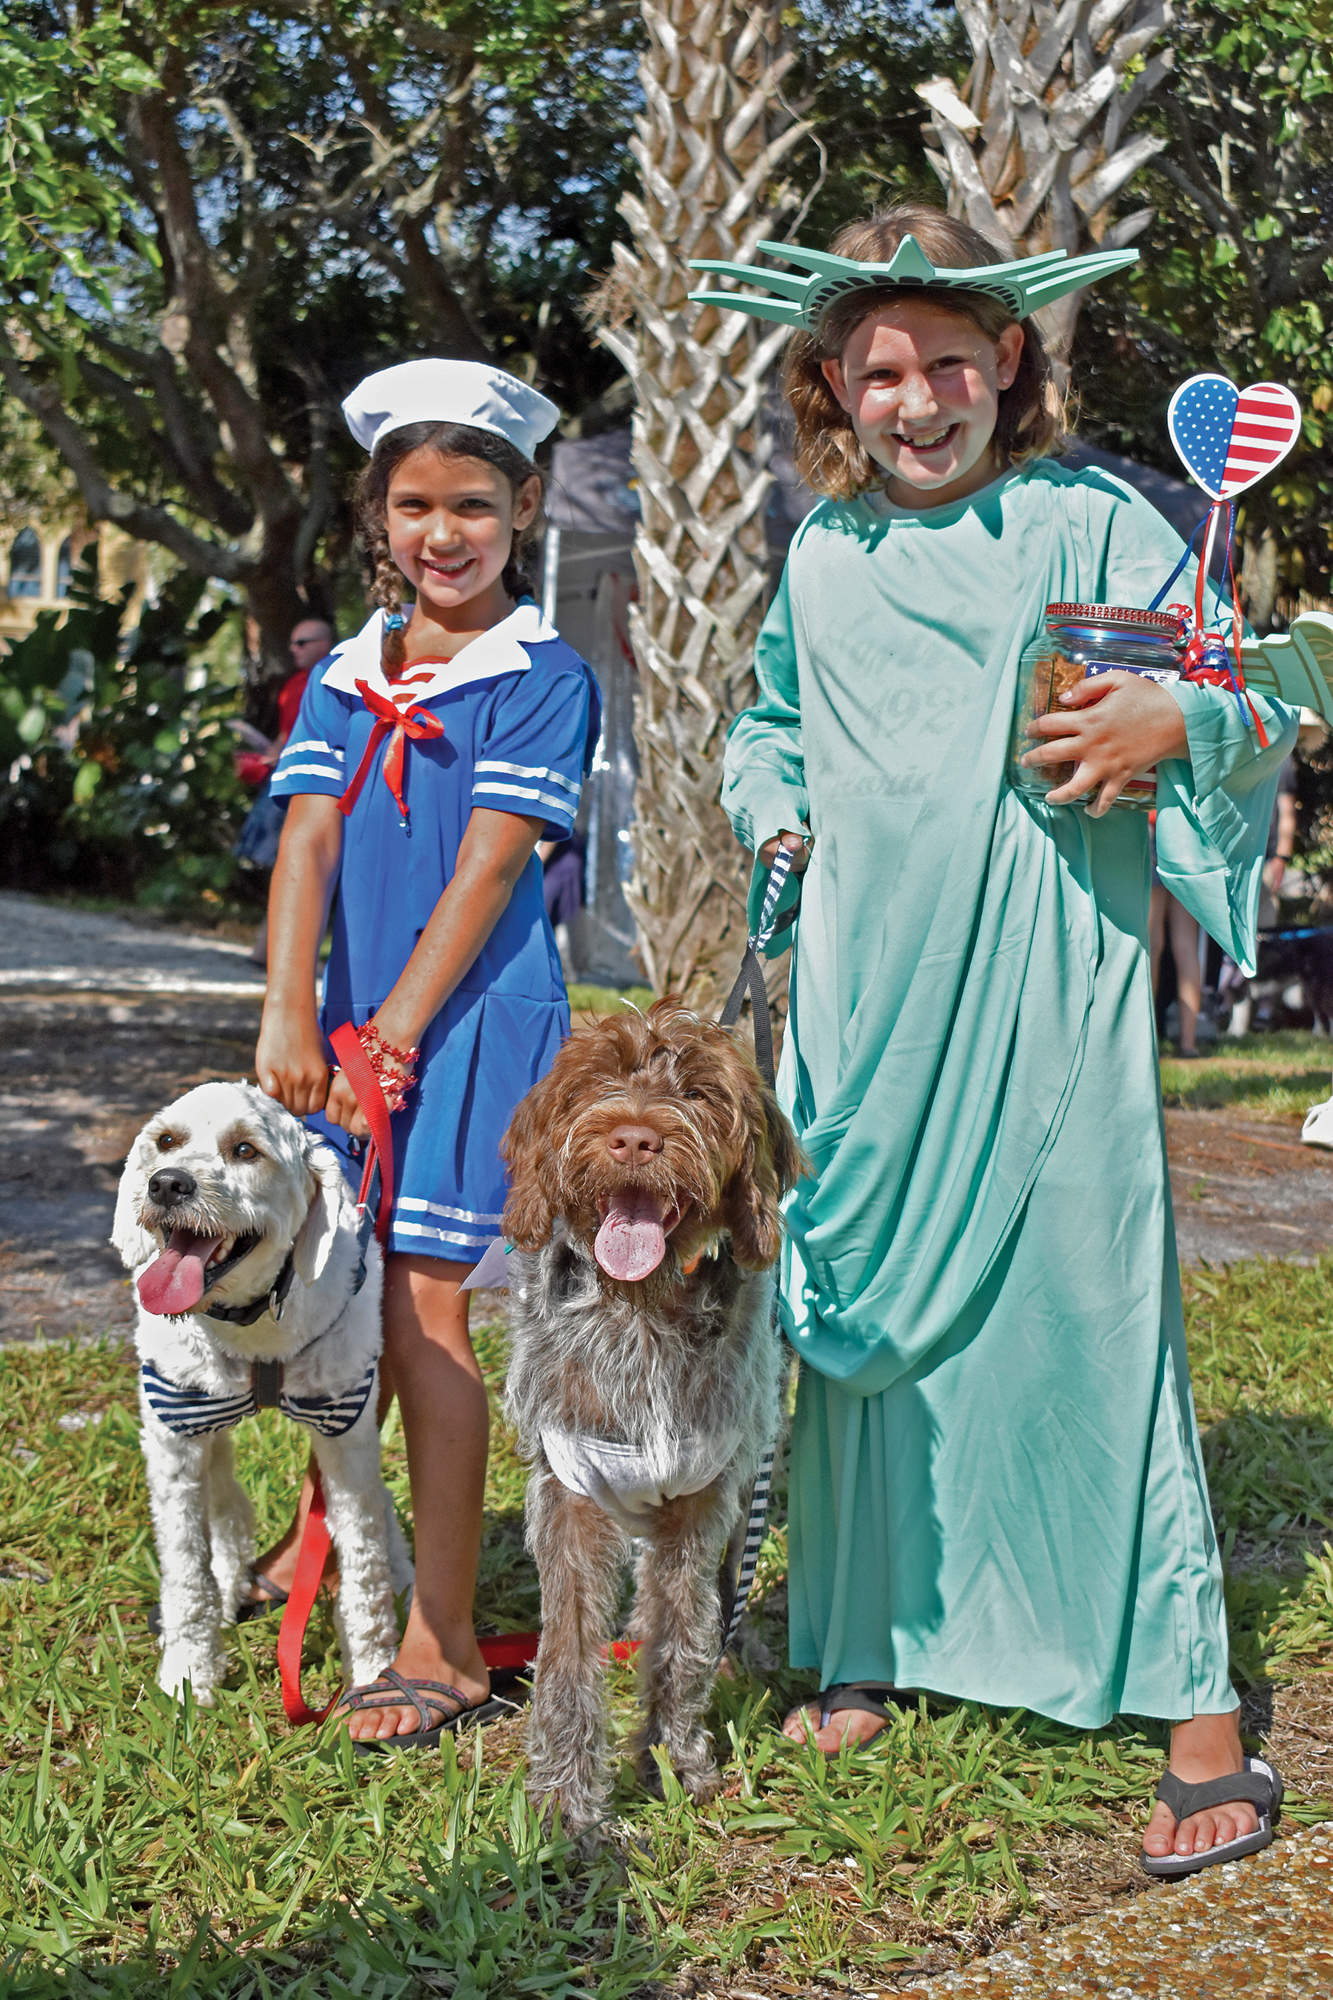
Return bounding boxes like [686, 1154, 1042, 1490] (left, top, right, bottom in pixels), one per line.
[256, 360, 600, 1746]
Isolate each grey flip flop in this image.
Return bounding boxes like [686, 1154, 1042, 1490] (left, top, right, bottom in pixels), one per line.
[1140, 1755, 1283, 1877]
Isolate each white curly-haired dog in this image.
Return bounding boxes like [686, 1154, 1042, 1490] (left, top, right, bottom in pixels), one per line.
[113, 1080, 412, 1706]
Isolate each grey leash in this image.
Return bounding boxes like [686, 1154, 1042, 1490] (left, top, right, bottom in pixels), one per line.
[716, 841, 798, 1663]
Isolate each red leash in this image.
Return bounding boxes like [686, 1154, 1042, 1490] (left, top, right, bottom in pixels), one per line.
[275, 1024, 540, 1726]
[328, 1020, 395, 1248]
[278, 1472, 336, 1725]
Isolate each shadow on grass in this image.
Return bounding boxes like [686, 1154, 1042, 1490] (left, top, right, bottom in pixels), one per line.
[1202, 1405, 1333, 1693]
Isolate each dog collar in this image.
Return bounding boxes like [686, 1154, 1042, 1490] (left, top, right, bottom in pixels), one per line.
[688, 232, 1139, 329]
[187, 1196, 375, 1329]
[194, 1245, 300, 1327]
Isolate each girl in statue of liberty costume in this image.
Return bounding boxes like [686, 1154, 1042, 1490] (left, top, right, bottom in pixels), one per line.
[698, 204, 1292, 1877]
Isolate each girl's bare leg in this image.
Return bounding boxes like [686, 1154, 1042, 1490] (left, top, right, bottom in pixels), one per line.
[254, 1252, 491, 1739]
[343, 1252, 490, 1738]
[1168, 896, 1202, 1054]
[1149, 880, 1168, 993]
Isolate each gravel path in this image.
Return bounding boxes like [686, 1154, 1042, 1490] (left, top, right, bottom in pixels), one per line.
[0, 893, 266, 1341]
[902, 1820, 1333, 1996]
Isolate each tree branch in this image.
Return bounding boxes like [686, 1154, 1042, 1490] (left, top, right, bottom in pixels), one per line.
[0, 346, 246, 582]
[136, 86, 300, 532]
[75, 339, 254, 537]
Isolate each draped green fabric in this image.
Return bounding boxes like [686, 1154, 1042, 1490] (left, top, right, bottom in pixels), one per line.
[722, 459, 1295, 1727]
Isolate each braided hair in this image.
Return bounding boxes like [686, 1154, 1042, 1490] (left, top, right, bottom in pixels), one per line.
[355, 420, 546, 672]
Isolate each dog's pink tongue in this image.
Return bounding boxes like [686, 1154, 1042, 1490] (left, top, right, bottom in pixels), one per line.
[137, 1229, 224, 1317]
[595, 1190, 668, 1281]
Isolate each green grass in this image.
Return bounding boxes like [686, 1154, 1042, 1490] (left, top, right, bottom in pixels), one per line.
[1185, 1256, 1333, 1680]
[565, 985, 654, 1017]
[1160, 1030, 1333, 1121]
[3, 1275, 1333, 1996]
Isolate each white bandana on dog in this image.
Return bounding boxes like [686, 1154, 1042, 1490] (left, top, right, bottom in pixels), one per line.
[541, 1424, 744, 1536]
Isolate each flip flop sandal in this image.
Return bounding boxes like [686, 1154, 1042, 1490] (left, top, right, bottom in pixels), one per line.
[335, 1666, 515, 1754]
[1139, 1756, 1284, 1878]
[146, 1570, 289, 1637]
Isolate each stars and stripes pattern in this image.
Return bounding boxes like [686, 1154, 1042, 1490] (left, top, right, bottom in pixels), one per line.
[141, 1356, 377, 1439]
[1167, 373, 1301, 500]
[1222, 384, 1303, 495]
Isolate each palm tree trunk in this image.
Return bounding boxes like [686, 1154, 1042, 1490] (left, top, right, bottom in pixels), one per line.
[918, 0, 1175, 368]
[598, 0, 809, 1014]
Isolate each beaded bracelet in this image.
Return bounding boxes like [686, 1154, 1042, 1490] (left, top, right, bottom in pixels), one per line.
[357, 1019, 421, 1115]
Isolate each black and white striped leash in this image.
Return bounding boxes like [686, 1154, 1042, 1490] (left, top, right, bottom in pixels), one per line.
[716, 841, 797, 1663]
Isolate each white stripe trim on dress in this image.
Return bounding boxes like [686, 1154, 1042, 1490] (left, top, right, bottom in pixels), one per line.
[275, 761, 345, 781]
[472, 780, 579, 816]
[397, 1197, 504, 1223]
[394, 1219, 497, 1249]
[474, 760, 580, 798]
[283, 739, 345, 759]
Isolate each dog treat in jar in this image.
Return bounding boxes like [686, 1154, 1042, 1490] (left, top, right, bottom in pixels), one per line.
[1007, 603, 1183, 811]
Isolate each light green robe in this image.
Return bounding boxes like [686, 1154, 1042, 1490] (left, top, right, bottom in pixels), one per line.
[722, 459, 1295, 1728]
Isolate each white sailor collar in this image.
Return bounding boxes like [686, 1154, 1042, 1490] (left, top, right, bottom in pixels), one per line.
[320, 602, 558, 706]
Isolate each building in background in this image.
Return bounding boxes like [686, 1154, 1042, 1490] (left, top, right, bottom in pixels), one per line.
[0, 521, 148, 646]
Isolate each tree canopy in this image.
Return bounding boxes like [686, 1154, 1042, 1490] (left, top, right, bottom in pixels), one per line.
[0, 0, 641, 677]
[1073, 0, 1333, 616]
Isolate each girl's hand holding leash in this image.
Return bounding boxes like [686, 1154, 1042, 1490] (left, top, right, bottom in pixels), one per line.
[1022, 672, 1189, 817]
[758, 828, 813, 874]
[257, 795, 545, 1138]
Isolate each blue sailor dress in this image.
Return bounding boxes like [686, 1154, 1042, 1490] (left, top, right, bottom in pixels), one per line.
[270, 602, 601, 1262]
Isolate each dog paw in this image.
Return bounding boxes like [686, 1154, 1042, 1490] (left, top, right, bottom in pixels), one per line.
[157, 1650, 221, 1705]
[679, 1761, 723, 1804]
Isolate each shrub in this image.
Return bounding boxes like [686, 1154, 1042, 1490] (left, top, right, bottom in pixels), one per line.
[0, 555, 251, 906]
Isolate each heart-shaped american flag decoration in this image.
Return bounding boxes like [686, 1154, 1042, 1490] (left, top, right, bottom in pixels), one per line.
[1167, 374, 1302, 499]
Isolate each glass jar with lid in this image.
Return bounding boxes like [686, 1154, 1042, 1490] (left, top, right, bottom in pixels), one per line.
[1007, 602, 1184, 811]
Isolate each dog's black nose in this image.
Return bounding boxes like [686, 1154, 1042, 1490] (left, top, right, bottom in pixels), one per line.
[147, 1166, 198, 1208]
[606, 1123, 663, 1163]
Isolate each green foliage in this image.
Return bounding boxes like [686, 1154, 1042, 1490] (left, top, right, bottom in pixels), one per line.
[0, 557, 251, 903]
[786, 0, 967, 239]
[0, 0, 641, 653]
[1074, 0, 1333, 600]
[0, 9, 156, 310]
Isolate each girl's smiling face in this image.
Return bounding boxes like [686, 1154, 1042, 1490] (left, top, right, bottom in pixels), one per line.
[385, 448, 541, 627]
[821, 303, 1025, 509]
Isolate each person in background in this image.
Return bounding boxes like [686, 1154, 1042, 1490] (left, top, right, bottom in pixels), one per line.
[1257, 753, 1298, 931]
[537, 829, 585, 979]
[234, 617, 336, 967]
[1149, 814, 1203, 1059]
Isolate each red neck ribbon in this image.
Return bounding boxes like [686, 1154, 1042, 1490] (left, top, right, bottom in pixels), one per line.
[338, 679, 445, 824]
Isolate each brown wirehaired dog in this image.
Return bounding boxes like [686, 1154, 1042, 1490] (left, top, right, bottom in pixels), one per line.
[501, 998, 805, 1838]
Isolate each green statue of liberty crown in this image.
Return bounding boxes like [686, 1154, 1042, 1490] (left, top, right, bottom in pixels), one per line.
[688, 233, 1139, 328]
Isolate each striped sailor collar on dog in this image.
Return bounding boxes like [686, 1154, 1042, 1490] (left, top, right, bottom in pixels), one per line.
[320, 602, 558, 709]
[141, 1352, 377, 1440]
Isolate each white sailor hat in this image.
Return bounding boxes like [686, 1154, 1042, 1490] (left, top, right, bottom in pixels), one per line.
[342, 359, 560, 462]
